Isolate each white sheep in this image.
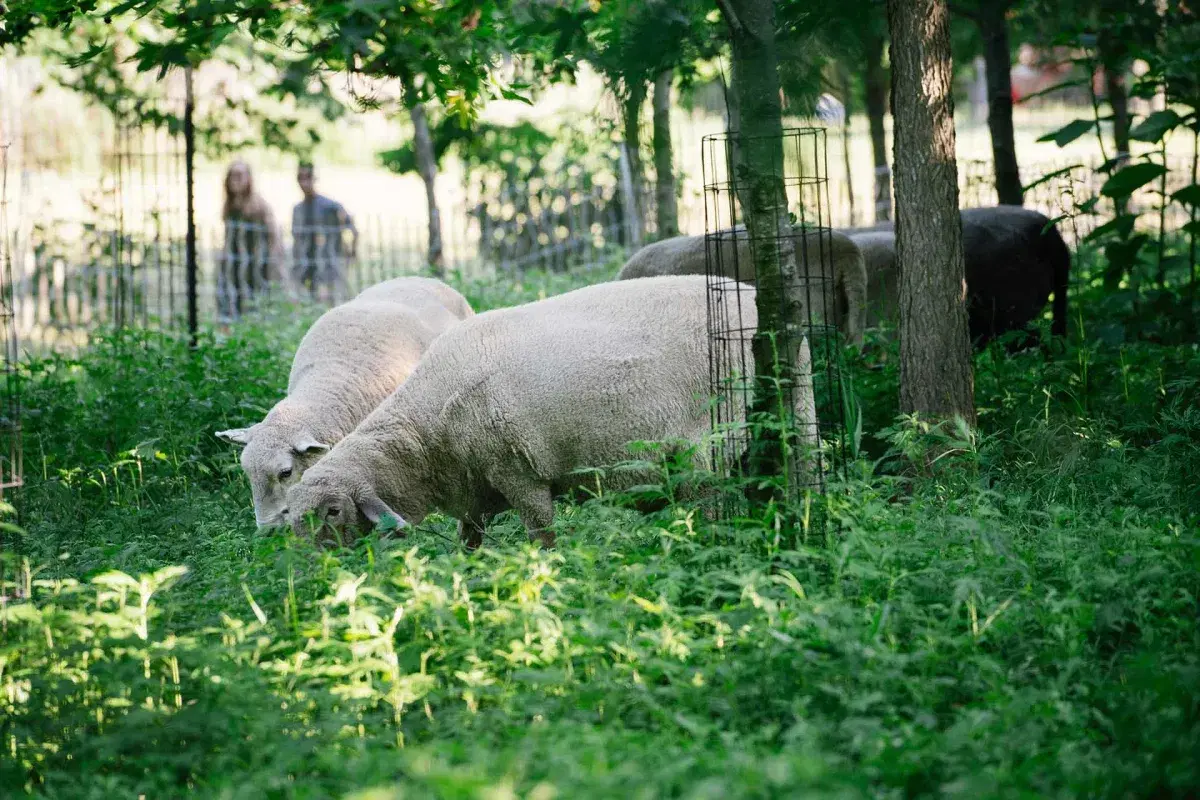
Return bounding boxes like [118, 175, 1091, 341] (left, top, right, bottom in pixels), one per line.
[216, 276, 474, 527]
[614, 227, 869, 347]
[283, 275, 819, 549]
[846, 230, 898, 330]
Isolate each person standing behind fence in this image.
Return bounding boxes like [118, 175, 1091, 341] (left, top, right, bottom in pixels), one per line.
[221, 160, 283, 321]
[291, 162, 357, 303]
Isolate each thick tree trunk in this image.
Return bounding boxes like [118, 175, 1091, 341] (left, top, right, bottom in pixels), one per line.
[864, 33, 892, 223]
[409, 103, 444, 275]
[652, 70, 680, 239]
[723, 0, 813, 490]
[977, 0, 1024, 206]
[887, 0, 976, 423]
[622, 82, 647, 245]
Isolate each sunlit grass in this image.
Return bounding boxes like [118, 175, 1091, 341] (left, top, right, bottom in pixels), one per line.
[2, 258, 1198, 797]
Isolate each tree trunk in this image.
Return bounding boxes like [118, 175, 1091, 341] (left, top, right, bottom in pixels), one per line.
[622, 82, 647, 245]
[652, 70, 680, 239]
[723, 0, 811, 490]
[618, 142, 643, 250]
[1096, 18, 1132, 165]
[977, 0, 1023, 206]
[1097, 30, 1132, 291]
[864, 32, 892, 223]
[840, 65, 857, 226]
[887, 0, 976, 424]
[1105, 67, 1132, 163]
[409, 103, 444, 275]
[1191, 127, 1199, 327]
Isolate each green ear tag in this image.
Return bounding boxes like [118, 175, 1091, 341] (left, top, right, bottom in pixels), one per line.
[376, 512, 401, 533]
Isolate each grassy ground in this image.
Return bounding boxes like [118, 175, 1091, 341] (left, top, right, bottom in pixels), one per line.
[2, 253, 1199, 798]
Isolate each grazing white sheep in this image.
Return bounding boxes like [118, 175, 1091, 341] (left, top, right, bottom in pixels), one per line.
[216, 276, 474, 527]
[283, 275, 819, 549]
[614, 227, 868, 347]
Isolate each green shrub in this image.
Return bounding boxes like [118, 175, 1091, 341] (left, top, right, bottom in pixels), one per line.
[2, 265, 1198, 797]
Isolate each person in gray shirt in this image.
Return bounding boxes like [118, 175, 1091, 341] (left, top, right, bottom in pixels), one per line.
[291, 161, 358, 301]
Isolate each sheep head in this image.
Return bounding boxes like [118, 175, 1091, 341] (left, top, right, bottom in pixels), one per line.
[283, 468, 405, 545]
[216, 422, 331, 528]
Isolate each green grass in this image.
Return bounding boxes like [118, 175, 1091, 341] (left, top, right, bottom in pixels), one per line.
[2, 256, 1199, 798]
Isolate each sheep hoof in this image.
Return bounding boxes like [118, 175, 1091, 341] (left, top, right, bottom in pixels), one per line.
[530, 530, 556, 549]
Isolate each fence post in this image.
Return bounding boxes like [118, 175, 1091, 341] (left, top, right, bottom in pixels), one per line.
[184, 66, 198, 348]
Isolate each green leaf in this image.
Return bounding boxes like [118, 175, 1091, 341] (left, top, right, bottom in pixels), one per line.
[149, 565, 189, 591]
[1085, 214, 1136, 243]
[1171, 184, 1200, 208]
[499, 85, 532, 104]
[1037, 119, 1095, 148]
[1022, 164, 1085, 193]
[375, 512, 403, 533]
[1100, 163, 1167, 199]
[1104, 234, 1150, 269]
[1129, 110, 1182, 143]
[92, 570, 141, 589]
[1016, 78, 1090, 104]
[106, 0, 154, 17]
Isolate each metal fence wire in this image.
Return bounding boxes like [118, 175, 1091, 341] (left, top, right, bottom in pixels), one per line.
[5, 108, 1196, 354]
[215, 220, 360, 320]
[0, 144, 23, 503]
[465, 172, 647, 274]
[702, 128, 848, 524]
[9, 121, 188, 350]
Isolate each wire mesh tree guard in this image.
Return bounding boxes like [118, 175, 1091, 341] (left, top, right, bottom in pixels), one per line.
[0, 143, 24, 504]
[702, 128, 848, 524]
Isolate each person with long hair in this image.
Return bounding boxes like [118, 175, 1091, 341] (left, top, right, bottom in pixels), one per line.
[221, 159, 283, 320]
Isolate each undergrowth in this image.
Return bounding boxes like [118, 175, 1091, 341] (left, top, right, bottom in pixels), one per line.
[1, 258, 1198, 798]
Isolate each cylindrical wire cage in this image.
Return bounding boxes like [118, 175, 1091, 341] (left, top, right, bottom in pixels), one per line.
[0, 143, 24, 505]
[701, 128, 848, 524]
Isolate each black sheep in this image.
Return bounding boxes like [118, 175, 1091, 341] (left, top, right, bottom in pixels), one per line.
[845, 205, 1071, 348]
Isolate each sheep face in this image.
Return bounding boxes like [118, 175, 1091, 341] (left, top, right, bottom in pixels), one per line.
[283, 472, 405, 544]
[216, 424, 330, 528]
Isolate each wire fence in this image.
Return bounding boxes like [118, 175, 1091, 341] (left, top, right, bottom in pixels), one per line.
[3, 114, 1198, 351]
[6, 124, 188, 349]
[957, 155, 1199, 251]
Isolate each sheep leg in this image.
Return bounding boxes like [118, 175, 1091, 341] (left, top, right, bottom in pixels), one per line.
[457, 489, 506, 551]
[491, 475, 556, 548]
[457, 514, 489, 552]
[518, 489, 557, 548]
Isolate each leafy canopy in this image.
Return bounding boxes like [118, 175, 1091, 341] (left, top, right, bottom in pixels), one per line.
[2, 0, 594, 121]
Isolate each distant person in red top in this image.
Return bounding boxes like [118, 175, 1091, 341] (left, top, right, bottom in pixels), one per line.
[291, 161, 358, 303]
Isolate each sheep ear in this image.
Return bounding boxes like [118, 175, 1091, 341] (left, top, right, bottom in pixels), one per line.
[292, 436, 330, 456]
[359, 491, 406, 530]
[216, 427, 254, 447]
